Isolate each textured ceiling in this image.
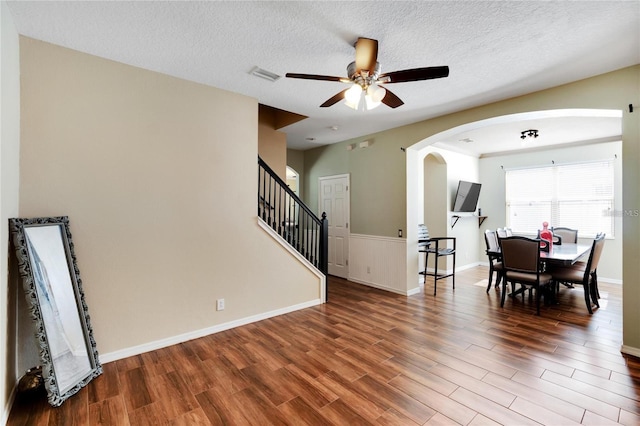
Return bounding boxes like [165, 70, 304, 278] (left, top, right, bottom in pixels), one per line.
[6, 1, 639, 152]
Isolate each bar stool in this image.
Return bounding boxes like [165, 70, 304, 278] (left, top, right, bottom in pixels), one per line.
[418, 224, 456, 296]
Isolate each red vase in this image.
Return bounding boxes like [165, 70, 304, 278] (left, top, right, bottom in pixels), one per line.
[540, 221, 553, 251]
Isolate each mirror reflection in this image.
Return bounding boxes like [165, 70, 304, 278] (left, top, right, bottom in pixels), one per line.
[24, 225, 92, 395]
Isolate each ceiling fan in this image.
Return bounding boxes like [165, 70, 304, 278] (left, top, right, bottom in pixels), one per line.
[285, 37, 449, 110]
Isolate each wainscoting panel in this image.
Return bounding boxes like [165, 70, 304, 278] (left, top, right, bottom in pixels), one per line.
[349, 234, 408, 295]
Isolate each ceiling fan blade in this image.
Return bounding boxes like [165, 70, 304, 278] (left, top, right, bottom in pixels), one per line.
[320, 89, 349, 107]
[381, 88, 404, 109]
[354, 37, 378, 74]
[285, 73, 350, 83]
[380, 66, 449, 83]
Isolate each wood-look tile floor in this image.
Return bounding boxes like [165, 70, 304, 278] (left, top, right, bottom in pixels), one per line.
[8, 266, 640, 425]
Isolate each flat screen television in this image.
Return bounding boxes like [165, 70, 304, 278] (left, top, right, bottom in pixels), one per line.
[453, 180, 482, 212]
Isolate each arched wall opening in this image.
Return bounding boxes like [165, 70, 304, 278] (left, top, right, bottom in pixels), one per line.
[420, 153, 450, 277]
[405, 108, 623, 294]
[286, 166, 300, 196]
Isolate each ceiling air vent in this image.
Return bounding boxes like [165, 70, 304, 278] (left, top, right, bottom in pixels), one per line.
[250, 66, 281, 82]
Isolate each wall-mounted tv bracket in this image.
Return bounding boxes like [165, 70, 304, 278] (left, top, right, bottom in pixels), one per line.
[451, 215, 488, 229]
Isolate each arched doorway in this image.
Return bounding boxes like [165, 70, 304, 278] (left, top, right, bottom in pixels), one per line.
[286, 166, 299, 196]
[405, 108, 623, 292]
[420, 153, 449, 279]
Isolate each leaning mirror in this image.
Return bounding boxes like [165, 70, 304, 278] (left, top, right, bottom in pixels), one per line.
[9, 216, 101, 406]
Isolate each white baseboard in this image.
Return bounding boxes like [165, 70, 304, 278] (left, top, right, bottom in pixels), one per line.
[407, 286, 422, 296]
[599, 277, 622, 285]
[621, 345, 640, 359]
[420, 262, 481, 277]
[347, 277, 414, 296]
[99, 299, 321, 364]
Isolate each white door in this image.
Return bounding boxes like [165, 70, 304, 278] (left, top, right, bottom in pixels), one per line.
[319, 175, 350, 278]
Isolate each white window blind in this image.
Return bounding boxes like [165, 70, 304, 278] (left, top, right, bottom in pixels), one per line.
[505, 160, 614, 237]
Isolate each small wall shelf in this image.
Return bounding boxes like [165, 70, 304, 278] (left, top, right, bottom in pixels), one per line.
[451, 215, 488, 228]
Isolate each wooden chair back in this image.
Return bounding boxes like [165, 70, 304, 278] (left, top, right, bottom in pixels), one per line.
[500, 236, 541, 274]
[586, 233, 606, 275]
[552, 227, 578, 244]
[484, 229, 500, 253]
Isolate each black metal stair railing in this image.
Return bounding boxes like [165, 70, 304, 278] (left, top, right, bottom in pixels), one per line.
[258, 157, 328, 286]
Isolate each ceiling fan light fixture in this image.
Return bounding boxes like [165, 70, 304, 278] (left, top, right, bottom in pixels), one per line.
[367, 83, 386, 103]
[344, 100, 359, 110]
[344, 83, 386, 111]
[345, 84, 363, 104]
[364, 93, 382, 110]
[285, 37, 449, 110]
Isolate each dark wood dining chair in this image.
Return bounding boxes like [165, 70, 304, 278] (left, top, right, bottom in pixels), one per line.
[564, 231, 604, 299]
[551, 227, 578, 244]
[499, 236, 554, 315]
[484, 229, 503, 292]
[547, 233, 605, 314]
[548, 226, 579, 288]
[418, 224, 456, 296]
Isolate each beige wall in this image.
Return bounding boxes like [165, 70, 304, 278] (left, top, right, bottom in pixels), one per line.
[1, 1, 21, 421]
[304, 136, 406, 235]
[423, 154, 447, 270]
[423, 153, 447, 236]
[258, 107, 287, 180]
[17, 38, 322, 362]
[287, 149, 304, 175]
[421, 147, 482, 270]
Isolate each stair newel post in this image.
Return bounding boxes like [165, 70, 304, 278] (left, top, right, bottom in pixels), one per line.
[319, 212, 329, 300]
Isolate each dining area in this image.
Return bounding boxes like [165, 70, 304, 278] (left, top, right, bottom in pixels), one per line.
[484, 226, 605, 315]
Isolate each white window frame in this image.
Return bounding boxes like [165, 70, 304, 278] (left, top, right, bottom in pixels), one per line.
[505, 159, 615, 238]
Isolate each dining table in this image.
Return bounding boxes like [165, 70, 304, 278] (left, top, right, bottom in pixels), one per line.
[486, 242, 591, 266]
[539, 243, 592, 266]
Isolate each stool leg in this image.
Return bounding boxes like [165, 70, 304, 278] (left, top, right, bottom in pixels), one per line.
[433, 255, 437, 296]
[452, 251, 456, 290]
[424, 251, 429, 276]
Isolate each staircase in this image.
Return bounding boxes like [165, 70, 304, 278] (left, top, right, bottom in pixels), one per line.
[258, 157, 328, 297]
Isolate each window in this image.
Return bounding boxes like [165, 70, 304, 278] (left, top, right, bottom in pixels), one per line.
[505, 160, 614, 237]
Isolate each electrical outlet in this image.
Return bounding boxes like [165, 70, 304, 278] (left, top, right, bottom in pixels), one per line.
[216, 299, 225, 311]
[367, 266, 371, 274]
